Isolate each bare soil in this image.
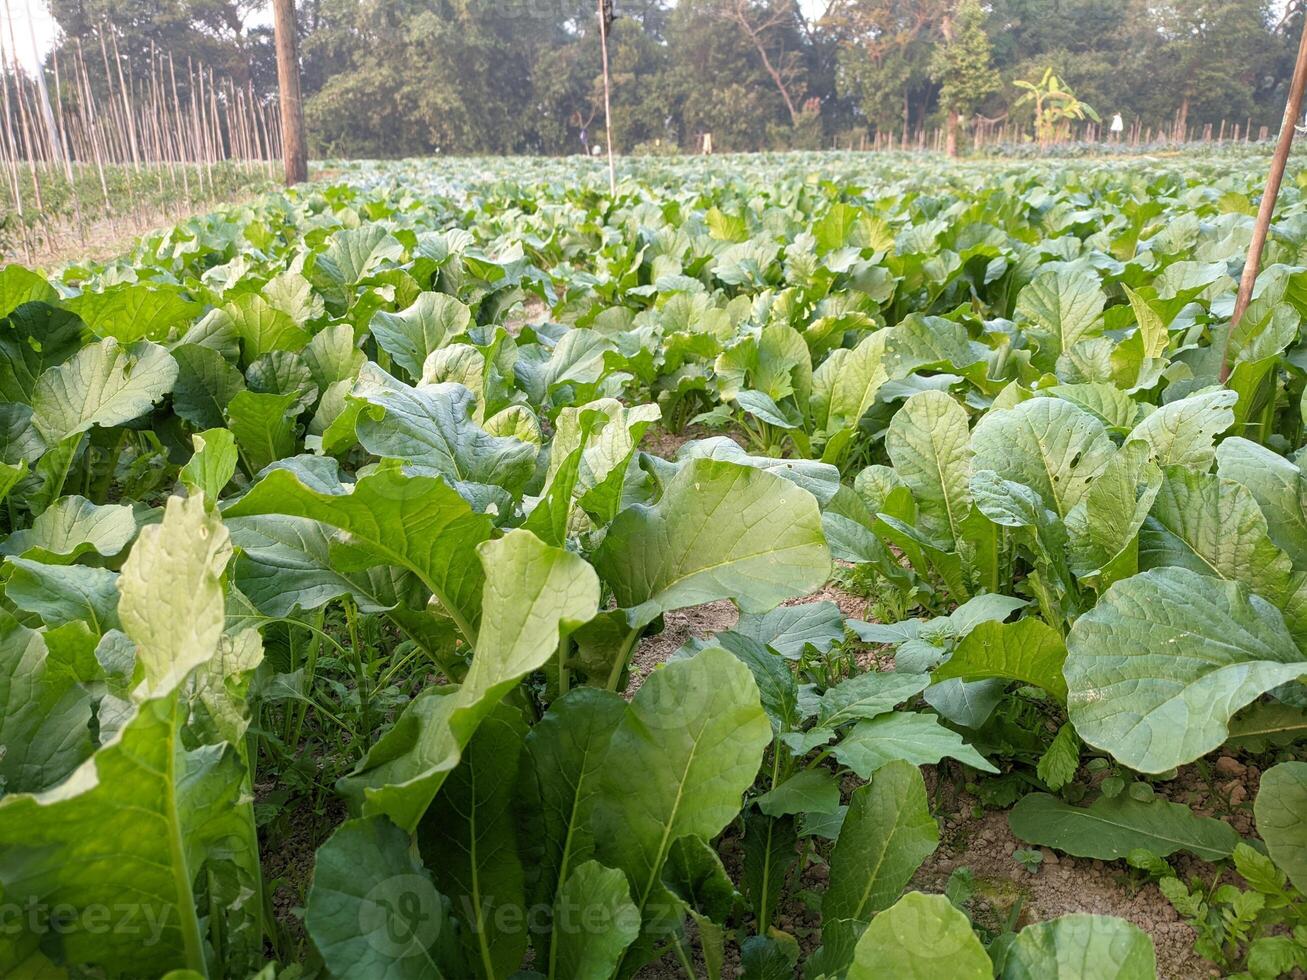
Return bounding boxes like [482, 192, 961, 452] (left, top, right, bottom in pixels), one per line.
[916, 808, 1214, 979]
[627, 581, 1234, 979]
[641, 423, 746, 461]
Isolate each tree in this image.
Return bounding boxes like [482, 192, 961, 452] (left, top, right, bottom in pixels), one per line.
[1125, 0, 1277, 139]
[724, 0, 807, 126]
[1014, 67, 1100, 145]
[930, 0, 999, 155]
[825, 0, 951, 139]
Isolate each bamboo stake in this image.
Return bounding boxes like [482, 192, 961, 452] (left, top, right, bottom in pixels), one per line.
[597, 0, 615, 196]
[167, 52, 191, 203]
[106, 30, 140, 170]
[48, 50, 86, 244]
[0, 45, 30, 262]
[76, 40, 111, 214]
[1220, 14, 1307, 383]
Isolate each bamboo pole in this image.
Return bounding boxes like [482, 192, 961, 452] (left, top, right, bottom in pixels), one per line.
[0, 44, 30, 262]
[1219, 14, 1307, 384]
[597, 0, 615, 196]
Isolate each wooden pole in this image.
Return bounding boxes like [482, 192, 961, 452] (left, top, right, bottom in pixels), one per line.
[597, 0, 615, 196]
[1220, 14, 1307, 383]
[272, 0, 307, 184]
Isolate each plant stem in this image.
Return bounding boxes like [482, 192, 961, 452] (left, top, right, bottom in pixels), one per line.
[343, 598, 371, 747]
[605, 626, 641, 692]
[557, 625, 573, 696]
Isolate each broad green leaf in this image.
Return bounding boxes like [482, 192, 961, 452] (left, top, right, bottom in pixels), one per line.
[0, 301, 83, 401]
[1216, 437, 1307, 567]
[0, 264, 57, 314]
[0, 402, 43, 463]
[118, 494, 231, 700]
[1002, 914, 1156, 980]
[687, 630, 799, 733]
[170, 343, 245, 430]
[661, 834, 738, 922]
[264, 269, 324, 325]
[532, 328, 616, 400]
[1048, 383, 1137, 430]
[815, 670, 931, 728]
[0, 611, 94, 793]
[1036, 722, 1081, 791]
[371, 291, 472, 380]
[931, 618, 1068, 701]
[594, 648, 771, 965]
[226, 389, 299, 475]
[847, 892, 990, 980]
[816, 330, 891, 434]
[351, 364, 537, 502]
[306, 815, 464, 980]
[226, 459, 493, 641]
[0, 695, 257, 977]
[339, 529, 599, 832]
[757, 769, 842, 817]
[3, 557, 120, 632]
[742, 810, 797, 931]
[832, 712, 998, 776]
[885, 390, 972, 549]
[1066, 440, 1162, 589]
[319, 224, 405, 287]
[1227, 702, 1307, 751]
[595, 458, 830, 629]
[550, 861, 640, 980]
[224, 292, 310, 363]
[971, 397, 1114, 518]
[0, 490, 260, 976]
[740, 934, 801, 980]
[246, 350, 317, 413]
[29, 338, 177, 447]
[820, 761, 939, 972]
[1066, 567, 1307, 772]
[66, 281, 200, 343]
[517, 687, 626, 957]
[1016, 269, 1105, 366]
[675, 436, 840, 505]
[736, 600, 845, 660]
[1254, 762, 1307, 894]
[1008, 791, 1238, 861]
[1140, 467, 1299, 624]
[180, 428, 239, 501]
[815, 203, 888, 253]
[1122, 284, 1167, 359]
[0, 495, 136, 564]
[719, 323, 811, 406]
[303, 322, 365, 389]
[227, 514, 416, 617]
[885, 312, 985, 375]
[544, 397, 659, 524]
[419, 705, 528, 978]
[1127, 389, 1236, 469]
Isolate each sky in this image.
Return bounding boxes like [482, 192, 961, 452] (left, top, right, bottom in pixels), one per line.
[1, 0, 58, 73]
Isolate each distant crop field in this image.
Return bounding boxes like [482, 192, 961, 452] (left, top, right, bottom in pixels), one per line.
[2, 149, 1306, 979]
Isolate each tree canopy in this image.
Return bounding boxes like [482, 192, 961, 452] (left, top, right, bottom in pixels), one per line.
[42, 0, 1302, 156]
